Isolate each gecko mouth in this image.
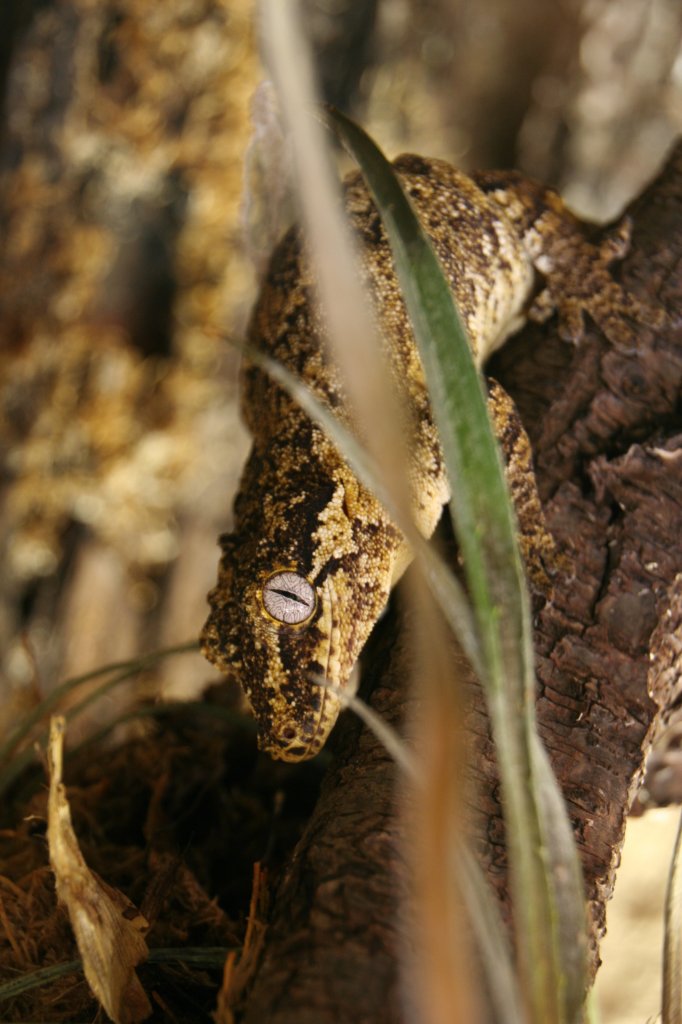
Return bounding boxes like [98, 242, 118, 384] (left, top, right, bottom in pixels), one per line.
[260, 698, 336, 761]
[303, 576, 343, 757]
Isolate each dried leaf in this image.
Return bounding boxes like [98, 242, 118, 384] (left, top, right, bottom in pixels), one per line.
[47, 715, 151, 1024]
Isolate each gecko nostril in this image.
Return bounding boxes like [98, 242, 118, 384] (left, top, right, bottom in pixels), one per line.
[281, 725, 298, 741]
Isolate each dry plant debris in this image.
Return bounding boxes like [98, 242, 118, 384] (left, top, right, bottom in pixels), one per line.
[47, 715, 151, 1022]
[0, 685, 323, 1022]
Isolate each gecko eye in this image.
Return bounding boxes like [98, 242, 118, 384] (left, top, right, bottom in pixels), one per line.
[261, 571, 317, 625]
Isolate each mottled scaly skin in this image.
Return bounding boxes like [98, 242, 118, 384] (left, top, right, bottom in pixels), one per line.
[201, 155, 661, 761]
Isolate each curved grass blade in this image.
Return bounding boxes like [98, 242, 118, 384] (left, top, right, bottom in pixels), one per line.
[0, 947, 234, 1004]
[0, 641, 198, 798]
[663, 808, 682, 1023]
[69, 701, 257, 758]
[245, 343, 482, 677]
[328, 107, 587, 1023]
[0, 642, 198, 765]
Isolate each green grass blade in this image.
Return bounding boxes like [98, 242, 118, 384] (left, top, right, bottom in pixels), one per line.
[327, 107, 524, 675]
[0, 948, 233, 1003]
[663, 808, 682, 1022]
[255, 19, 528, 1013]
[328, 107, 587, 1023]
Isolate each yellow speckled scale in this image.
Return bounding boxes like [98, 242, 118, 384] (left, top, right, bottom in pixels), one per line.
[201, 155, 661, 761]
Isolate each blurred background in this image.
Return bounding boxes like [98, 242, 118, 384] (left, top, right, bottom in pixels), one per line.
[1, 2, 681, 1019]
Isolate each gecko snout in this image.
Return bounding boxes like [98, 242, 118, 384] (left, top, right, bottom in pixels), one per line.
[257, 719, 328, 762]
[251, 680, 343, 762]
[260, 729, 321, 762]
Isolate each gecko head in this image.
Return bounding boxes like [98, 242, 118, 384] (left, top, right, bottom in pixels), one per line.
[201, 537, 361, 762]
[241, 565, 352, 762]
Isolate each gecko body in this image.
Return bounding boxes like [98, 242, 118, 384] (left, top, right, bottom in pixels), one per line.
[201, 155, 660, 761]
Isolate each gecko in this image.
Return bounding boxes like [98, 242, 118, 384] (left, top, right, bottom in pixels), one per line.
[200, 154, 662, 762]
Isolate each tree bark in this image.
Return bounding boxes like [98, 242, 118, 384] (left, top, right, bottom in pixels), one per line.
[242, 142, 682, 1022]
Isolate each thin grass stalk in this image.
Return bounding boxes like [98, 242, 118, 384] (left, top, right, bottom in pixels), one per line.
[258, 0, 412, 527]
[324, 672, 525, 1024]
[245, 344, 481, 675]
[409, 571, 482, 1024]
[0, 641, 197, 766]
[663, 808, 682, 1023]
[0, 641, 198, 798]
[0, 948, 233, 1004]
[257, 4, 525, 1019]
[327, 109, 587, 1023]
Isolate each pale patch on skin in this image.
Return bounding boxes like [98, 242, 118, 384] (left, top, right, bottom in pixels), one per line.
[201, 154, 662, 761]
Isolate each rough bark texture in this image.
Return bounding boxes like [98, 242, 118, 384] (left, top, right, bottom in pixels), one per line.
[242, 143, 682, 1020]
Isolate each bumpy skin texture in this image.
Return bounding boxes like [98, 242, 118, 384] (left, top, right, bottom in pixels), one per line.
[201, 155, 661, 761]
